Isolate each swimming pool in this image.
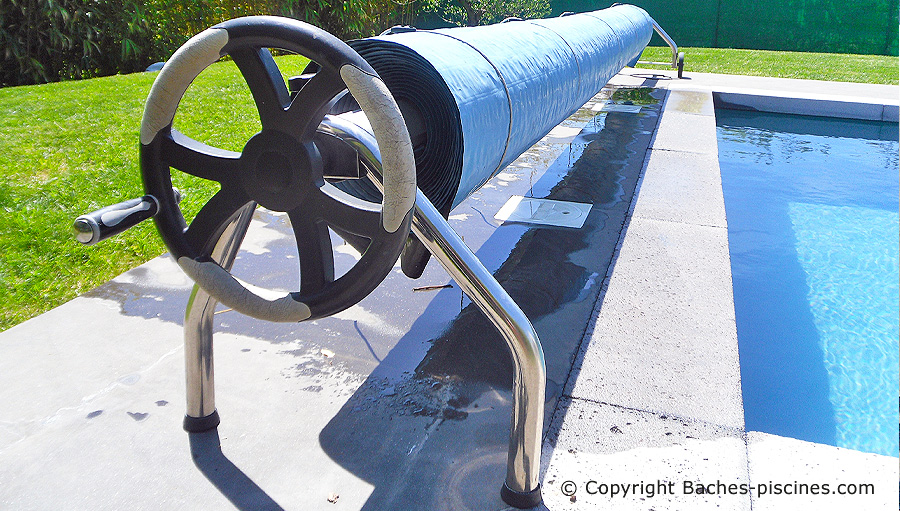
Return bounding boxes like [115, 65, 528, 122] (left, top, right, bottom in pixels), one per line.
[716, 109, 899, 458]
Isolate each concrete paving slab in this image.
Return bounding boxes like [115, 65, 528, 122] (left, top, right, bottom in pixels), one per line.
[746, 432, 898, 510]
[650, 109, 719, 155]
[663, 90, 716, 117]
[631, 149, 725, 228]
[539, 397, 750, 510]
[0, 255, 192, 452]
[0, 268, 389, 510]
[566, 216, 742, 428]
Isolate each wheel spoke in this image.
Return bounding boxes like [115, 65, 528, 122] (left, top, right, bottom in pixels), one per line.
[288, 208, 335, 295]
[184, 188, 253, 255]
[285, 68, 345, 138]
[162, 129, 241, 184]
[231, 47, 291, 130]
[314, 184, 383, 238]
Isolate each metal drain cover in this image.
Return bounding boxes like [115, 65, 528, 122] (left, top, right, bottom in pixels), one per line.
[495, 196, 593, 228]
[592, 100, 642, 113]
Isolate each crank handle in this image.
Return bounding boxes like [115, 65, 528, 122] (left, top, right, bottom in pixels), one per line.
[74, 189, 182, 245]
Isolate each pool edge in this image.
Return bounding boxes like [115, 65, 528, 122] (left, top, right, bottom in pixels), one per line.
[540, 69, 899, 510]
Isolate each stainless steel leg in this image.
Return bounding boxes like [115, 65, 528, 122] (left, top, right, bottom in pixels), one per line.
[319, 115, 546, 507]
[410, 191, 546, 506]
[183, 202, 256, 432]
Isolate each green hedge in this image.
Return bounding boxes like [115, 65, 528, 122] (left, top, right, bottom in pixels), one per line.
[1, 0, 155, 86]
[0, 0, 414, 87]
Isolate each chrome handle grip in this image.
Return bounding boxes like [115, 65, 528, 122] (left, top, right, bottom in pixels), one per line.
[74, 189, 181, 245]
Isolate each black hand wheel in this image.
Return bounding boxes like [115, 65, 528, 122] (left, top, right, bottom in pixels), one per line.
[140, 17, 416, 322]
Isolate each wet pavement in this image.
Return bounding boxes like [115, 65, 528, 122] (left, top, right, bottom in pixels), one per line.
[0, 85, 663, 510]
[315, 88, 664, 509]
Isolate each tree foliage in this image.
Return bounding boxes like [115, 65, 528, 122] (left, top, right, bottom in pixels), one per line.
[0, 0, 413, 87]
[1, 0, 155, 86]
[429, 0, 550, 26]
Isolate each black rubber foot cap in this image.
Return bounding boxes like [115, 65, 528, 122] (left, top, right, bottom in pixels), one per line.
[501, 483, 542, 509]
[183, 410, 220, 432]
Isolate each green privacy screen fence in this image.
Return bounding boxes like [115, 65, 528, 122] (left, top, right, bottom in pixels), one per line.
[550, 0, 898, 56]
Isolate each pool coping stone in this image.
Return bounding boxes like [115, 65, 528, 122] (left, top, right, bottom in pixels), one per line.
[540, 67, 899, 510]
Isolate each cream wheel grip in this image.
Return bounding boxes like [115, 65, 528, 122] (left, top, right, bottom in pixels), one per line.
[178, 257, 311, 322]
[340, 65, 416, 233]
[140, 28, 229, 146]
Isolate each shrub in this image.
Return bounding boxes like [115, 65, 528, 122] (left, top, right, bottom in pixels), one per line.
[0, 0, 543, 87]
[0, 0, 416, 87]
[0, 0, 156, 86]
[428, 0, 550, 26]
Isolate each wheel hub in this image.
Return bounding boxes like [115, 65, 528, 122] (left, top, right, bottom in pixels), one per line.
[240, 129, 322, 212]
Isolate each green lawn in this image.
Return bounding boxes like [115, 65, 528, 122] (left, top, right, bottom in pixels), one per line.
[638, 46, 899, 85]
[0, 48, 897, 331]
[0, 55, 310, 331]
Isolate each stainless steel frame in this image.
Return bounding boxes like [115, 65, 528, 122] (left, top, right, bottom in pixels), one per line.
[635, 17, 683, 75]
[183, 115, 546, 499]
[650, 18, 679, 67]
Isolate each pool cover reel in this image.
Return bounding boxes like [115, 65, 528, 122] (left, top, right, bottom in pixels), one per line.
[71, 6, 659, 507]
[337, 4, 653, 273]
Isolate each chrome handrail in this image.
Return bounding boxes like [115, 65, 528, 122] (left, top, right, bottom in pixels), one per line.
[650, 17, 679, 68]
[634, 16, 683, 78]
[183, 201, 256, 430]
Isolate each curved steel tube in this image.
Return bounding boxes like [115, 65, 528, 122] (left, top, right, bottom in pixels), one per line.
[650, 18, 679, 67]
[184, 202, 256, 420]
[410, 189, 546, 495]
[320, 114, 547, 495]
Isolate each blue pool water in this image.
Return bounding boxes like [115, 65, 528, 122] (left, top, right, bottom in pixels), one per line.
[716, 109, 899, 457]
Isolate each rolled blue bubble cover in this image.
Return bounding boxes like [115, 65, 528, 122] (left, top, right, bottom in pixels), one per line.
[348, 4, 653, 213]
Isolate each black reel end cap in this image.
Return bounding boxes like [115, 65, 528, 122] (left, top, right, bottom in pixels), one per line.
[183, 410, 220, 433]
[400, 236, 431, 279]
[501, 483, 542, 509]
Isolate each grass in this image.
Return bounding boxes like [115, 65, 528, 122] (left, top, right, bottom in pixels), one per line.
[637, 46, 899, 85]
[0, 55, 309, 331]
[0, 48, 897, 332]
